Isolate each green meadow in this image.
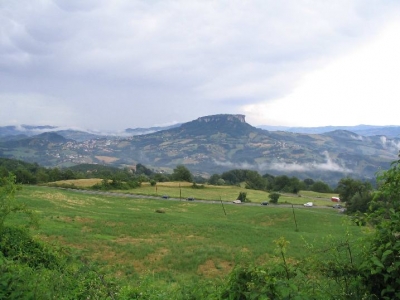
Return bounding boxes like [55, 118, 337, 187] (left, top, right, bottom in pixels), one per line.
[11, 183, 363, 288]
[52, 179, 338, 207]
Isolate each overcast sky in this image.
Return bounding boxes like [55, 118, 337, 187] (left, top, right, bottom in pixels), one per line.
[1, 0, 400, 131]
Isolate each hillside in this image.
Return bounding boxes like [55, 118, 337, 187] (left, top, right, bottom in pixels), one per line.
[1, 114, 399, 184]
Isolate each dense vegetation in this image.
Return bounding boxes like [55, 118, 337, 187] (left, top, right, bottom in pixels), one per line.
[0, 158, 334, 194]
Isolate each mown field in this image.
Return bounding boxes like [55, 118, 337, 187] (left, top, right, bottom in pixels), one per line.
[12, 184, 361, 288]
[49, 179, 339, 207]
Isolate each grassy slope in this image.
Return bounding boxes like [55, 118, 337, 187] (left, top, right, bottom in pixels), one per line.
[12, 185, 360, 286]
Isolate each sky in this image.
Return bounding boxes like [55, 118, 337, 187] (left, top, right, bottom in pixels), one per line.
[1, 0, 400, 132]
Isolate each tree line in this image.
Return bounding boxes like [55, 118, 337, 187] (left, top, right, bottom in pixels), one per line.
[0, 158, 332, 192]
[0, 157, 378, 213]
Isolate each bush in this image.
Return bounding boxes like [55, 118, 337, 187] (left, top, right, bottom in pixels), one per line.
[237, 192, 247, 202]
[191, 182, 205, 189]
[268, 192, 280, 204]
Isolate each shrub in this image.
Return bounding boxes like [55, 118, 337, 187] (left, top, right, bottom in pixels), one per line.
[268, 192, 280, 204]
[191, 182, 205, 189]
[237, 192, 247, 202]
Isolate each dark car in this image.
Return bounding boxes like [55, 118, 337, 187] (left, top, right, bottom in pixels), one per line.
[162, 195, 169, 199]
[261, 201, 269, 206]
[186, 197, 195, 201]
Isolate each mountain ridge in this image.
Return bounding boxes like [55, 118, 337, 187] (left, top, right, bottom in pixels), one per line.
[1, 114, 399, 185]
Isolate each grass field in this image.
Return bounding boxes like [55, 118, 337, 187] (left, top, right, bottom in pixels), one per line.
[48, 179, 340, 207]
[11, 185, 362, 287]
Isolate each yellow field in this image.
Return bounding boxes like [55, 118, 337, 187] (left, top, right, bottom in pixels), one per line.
[94, 156, 119, 163]
[51, 178, 103, 187]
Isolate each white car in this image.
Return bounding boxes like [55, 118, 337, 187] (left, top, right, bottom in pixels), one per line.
[303, 202, 313, 207]
[233, 200, 242, 204]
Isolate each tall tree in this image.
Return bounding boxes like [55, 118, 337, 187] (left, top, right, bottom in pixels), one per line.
[172, 165, 193, 182]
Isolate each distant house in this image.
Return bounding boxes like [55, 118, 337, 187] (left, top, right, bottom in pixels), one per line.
[331, 197, 341, 202]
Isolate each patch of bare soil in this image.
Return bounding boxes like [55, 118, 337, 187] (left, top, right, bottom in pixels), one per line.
[95, 156, 119, 163]
[146, 248, 170, 262]
[197, 259, 233, 278]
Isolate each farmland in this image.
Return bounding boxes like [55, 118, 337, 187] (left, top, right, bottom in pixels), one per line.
[12, 183, 363, 289]
[47, 179, 340, 207]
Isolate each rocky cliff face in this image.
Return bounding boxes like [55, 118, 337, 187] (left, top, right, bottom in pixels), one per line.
[196, 114, 246, 123]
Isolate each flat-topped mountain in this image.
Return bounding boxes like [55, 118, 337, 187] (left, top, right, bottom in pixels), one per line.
[1, 114, 399, 185]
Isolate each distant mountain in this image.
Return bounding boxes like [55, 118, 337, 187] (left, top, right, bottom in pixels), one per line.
[54, 130, 103, 142]
[1, 115, 399, 185]
[0, 125, 106, 142]
[125, 124, 181, 135]
[2, 132, 68, 148]
[258, 124, 400, 138]
[0, 125, 56, 137]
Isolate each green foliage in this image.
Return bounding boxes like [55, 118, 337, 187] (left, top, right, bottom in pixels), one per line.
[346, 192, 373, 214]
[191, 182, 205, 189]
[0, 226, 60, 269]
[237, 191, 247, 202]
[270, 175, 305, 194]
[359, 155, 400, 299]
[311, 180, 332, 193]
[0, 174, 36, 232]
[268, 192, 280, 204]
[361, 209, 400, 299]
[222, 169, 267, 190]
[221, 237, 313, 299]
[336, 177, 373, 204]
[172, 165, 193, 182]
[0, 173, 117, 299]
[91, 178, 141, 190]
[208, 173, 221, 185]
[303, 178, 315, 187]
[135, 163, 154, 176]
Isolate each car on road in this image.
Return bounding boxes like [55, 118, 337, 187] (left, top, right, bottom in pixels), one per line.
[333, 204, 342, 209]
[232, 200, 242, 204]
[303, 202, 313, 207]
[261, 201, 269, 206]
[186, 197, 195, 201]
[161, 195, 169, 199]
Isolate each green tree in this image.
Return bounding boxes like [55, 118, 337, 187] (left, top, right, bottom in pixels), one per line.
[244, 170, 267, 190]
[136, 163, 154, 176]
[268, 192, 280, 204]
[237, 192, 247, 202]
[172, 165, 193, 182]
[272, 175, 290, 191]
[303, 178, 315, 187]
[360, 155, 400, 299]
[311, 181, 332, 193]
[336, 177, 372, 204]
[346, 192, 373, 214]
[208, 174, 221, 185]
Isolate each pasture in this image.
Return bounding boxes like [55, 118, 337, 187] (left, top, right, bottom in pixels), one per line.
[12, 184, 363, 287]
[48, 179, 339, 207]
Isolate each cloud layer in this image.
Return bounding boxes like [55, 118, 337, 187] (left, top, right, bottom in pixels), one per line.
[1, 0, 400, 130]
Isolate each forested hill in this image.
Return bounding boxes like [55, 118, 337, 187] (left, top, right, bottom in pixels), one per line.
[0, 114, 399, 185]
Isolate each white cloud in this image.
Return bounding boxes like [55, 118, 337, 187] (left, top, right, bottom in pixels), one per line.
[245, 20, 400, 127]
[213, 151, 351, 173]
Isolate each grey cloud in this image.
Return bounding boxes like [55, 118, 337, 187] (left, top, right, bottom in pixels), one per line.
[1, 0, 400, 129]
